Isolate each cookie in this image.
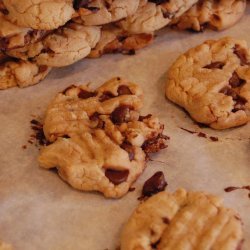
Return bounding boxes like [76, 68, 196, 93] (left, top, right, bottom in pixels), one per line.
[165, 37, 250, 129]
[7, 22, 101, 67]
[89, 24, 154, 58]
[2, 0, 74, 30]
[121, 188, 244, 250]
[118, 0, 199, 34]
[38, 77, 168, 198]
[172, 0, 247, 31]
[0, 57, 51, 90]
[0, 13, 49, 51]
[75, 0, 140, 26]
[0, 241, 12, 250]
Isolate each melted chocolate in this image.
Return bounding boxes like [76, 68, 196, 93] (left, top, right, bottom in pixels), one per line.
[142, 171, 167, 197]
[105, 169, 129, 185]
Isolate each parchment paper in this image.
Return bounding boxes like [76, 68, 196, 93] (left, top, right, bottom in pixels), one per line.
[0, 5, 250, 250]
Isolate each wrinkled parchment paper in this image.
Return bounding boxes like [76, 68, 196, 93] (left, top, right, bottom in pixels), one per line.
[0, 5, 250, 250]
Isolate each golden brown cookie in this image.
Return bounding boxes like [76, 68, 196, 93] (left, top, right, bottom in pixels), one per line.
[7, 22, 101, 67]
[38, 77, 168, 198]
[172, 0, 247, 31]
[166, 37, 250, 129]
[0, 57, 51, 90]
[75, 0, 140, 26]
[2, 0, 74, 30]
[89, 24, 154, 58]
[121, 189, 244, 250]
[0, 9, 50, 51]
[118, 0, 199, 34]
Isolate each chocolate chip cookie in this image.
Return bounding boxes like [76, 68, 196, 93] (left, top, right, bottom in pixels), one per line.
[121, 188, 244, 250]
[166, 37, 250, 129]
[0, 12, 49, 51]
[172, 0, 246, 31]
[2, 0, 74, 30]
[38, 77, 168, 198]
[7, 22, 101, 67]
[118, 0, 199, 34]
[0, 57, 51, 90]
[75, 0, 140, 26]
[89, 24, 154, 58]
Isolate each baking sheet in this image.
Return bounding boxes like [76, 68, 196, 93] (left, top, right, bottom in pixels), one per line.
[0, 5, 250, 250]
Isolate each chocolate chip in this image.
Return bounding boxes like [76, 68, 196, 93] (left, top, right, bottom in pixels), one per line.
[162, 217, 170, 224]
[117, 36, 127, 42]
[139, 114, 152, 121]
[151, 240, 160, 249]
[0, 37, 9, 51]
[229, 72, 246, 88]
[148, 0, 166, 5]
[233, 96, 247, 112]
[234, 45, 249, 65]
[121, 142, 135, 161]
[62, 135, 70, 139]
[105, 169, 129, 185]
[90, 112, 105, 129]
[110, 105, 132, 124]
[38, 65, 48, 73]
[142, 171, 167, 197]
[142, 134, 169, 154]
[99, 92, 115, 102]
[73, 0, 89, 9]
[123, 49, 136, 55]
[220, 87, 238, 99]
[220, 86, 247, 112]
[78, 89, 96, 99]
[204, 61, 225, 69]
[117, 85, 132, 95]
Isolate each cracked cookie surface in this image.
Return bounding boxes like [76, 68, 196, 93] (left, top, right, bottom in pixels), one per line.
[121, 188, 244, 250]
[172, 0, 246, 31]
[75, 0, 140, 26]
[0, 56, 51, 90]
[166, 37, 250, 129]
[38, 77, 168, 198]
[118, 0, 199, 34]
[2, 0, 75, 30]
[7, 22, 101, 67]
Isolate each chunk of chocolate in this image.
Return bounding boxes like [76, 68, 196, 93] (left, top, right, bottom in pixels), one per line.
[78, 89, 96, 99]
[148, 0, 167, 5]
[234, 45, 249, 65]
[110, 105, 132, 124]
[142, 171, 167, 197]
[204, 61, 225, 69]
[99, 91, 115, 102]
[105, 169, 129, 185]
[229, 72, 246, 88]
[73, 0, 89, 9]
[118, 85, 132, 95]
